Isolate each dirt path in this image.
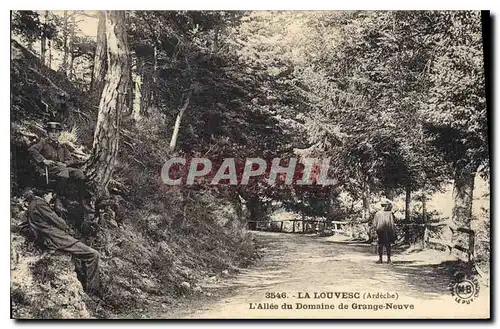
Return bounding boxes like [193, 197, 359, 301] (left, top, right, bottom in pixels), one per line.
[162, 232, 489, 319]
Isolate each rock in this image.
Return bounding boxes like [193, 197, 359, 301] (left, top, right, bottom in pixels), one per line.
[158, 241, 170, 254]
[205, 292, 212, 297]
[11, 232, 90, 319]
[110, 257, 126, 269]
[180, 281, 191, 290]
[193, 286, 202, 293]
[222, 270, 229, 276]
[207, 276, 217, 282]
[11, 241, 19, 270]
[140, 277, 160, 291]
[179, 267, 192, 278]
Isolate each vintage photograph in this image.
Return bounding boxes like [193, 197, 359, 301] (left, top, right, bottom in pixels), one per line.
[10, 10, 490, 319]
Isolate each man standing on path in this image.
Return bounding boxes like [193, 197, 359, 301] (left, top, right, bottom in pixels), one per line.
[372, 200, 396, 264]
[24, 189, 100, 293]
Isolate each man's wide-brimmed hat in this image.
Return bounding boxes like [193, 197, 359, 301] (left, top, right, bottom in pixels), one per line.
[46, 122, 62, 131]
[378, 198, 394, 209]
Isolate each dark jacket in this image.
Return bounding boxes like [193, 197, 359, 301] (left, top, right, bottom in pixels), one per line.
[27, 197, 79, 250]
[372, 210, 396, 243]
[28, 138, 77, 166]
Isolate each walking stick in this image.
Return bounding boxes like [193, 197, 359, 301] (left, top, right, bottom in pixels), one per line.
[45, 166, 49, 185]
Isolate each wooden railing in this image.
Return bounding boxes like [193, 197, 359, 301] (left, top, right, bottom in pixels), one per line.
[401, 221, 476, 262]
[247, 219, 477, 262]
[247, 219, 349, 234]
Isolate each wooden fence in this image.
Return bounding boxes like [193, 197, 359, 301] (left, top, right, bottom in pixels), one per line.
[401, 221, 476, 262]
[247, 219, 347, 234]
[247, 219, 476, 262]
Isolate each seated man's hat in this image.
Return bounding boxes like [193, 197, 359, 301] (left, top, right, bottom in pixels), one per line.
[46, 122, 62, 131]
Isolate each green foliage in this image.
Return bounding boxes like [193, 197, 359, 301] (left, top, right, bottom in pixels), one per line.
[12, 10, 60, 46]
[424, 11, 487, 175]
[12, 10, 488, 217]
[12, 11, 43, 45]
[10, 10, 490, 317]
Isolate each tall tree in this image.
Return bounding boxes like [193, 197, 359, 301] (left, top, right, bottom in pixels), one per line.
[85, 11, 130, 218]
[131, 55, 142, 121]
[47, 38, 52, 68]
[424, 11, 487, 229]
[169, 89, 192, 151]
[40, 11, 48, 65]
[68, 11, 76, 79]
[91, 11, 107, 97]
[11, 11, 42, 49]
[61, 10, 69, 75]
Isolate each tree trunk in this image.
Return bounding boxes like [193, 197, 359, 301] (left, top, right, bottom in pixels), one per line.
[68, 11, 76, 79]
[61, 10, 69, 74]
[132, 60, 143, 121]
[40, 11, 48, 65]
[213, 26, 220, 52]
[127, 61, 134, 114]
[247, 195, 265, 230]
[223, 191, 244, 229]
[40, 37, 46, 65]
[141, 67, 152, 111]
[91, 11, 107, 97]
[85, 11, 130, 217]
[404, 185, 411, 243]
[233, 193, 243, 222]
[422, 194, 426, 223]
[360, 176, 371, 241]
[361, 186, 370, 222]
[361, 191, 371, 241]
[421, 193, 427, 248]
[169, 90, 192, 152]
[47, 39, 52, 69]
[150, 45, 158, 108]
[451, 165, 476, 229]
[384, 188, 395, 201]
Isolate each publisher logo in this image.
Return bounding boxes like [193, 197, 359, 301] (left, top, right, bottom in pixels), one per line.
[450, 274, 479, 304]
